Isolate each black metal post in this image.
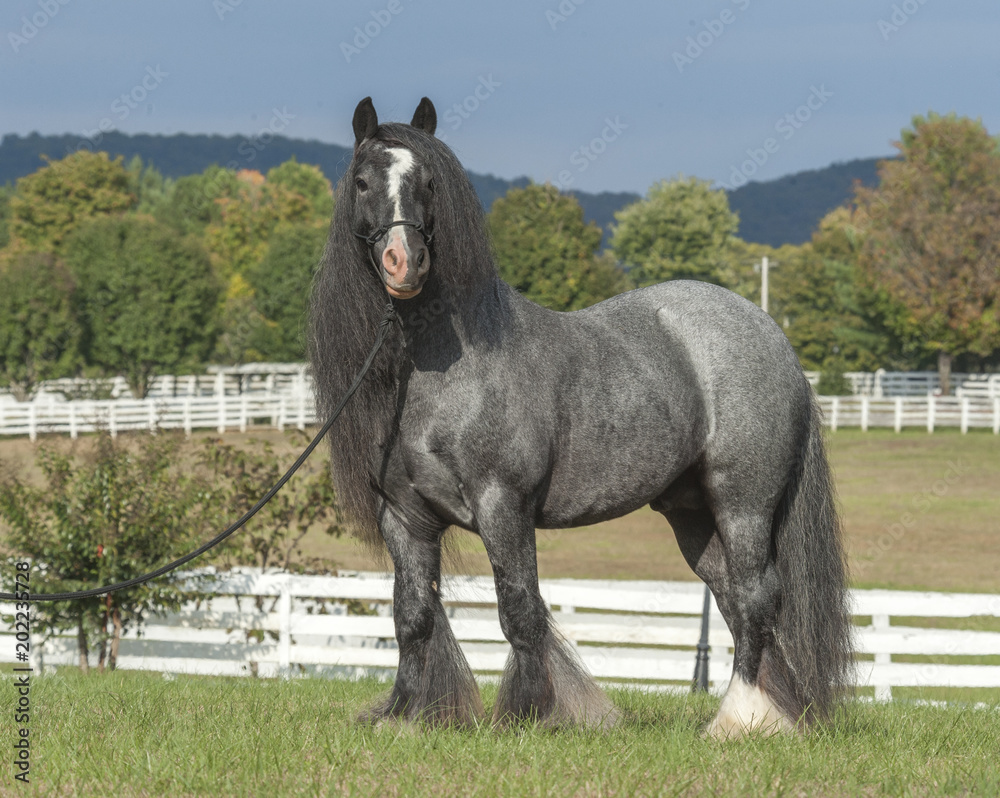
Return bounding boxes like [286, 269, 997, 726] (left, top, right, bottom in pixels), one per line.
[692, 584, 712, 692]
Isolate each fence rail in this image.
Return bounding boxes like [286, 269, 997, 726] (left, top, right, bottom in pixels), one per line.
[3, 571, 997, 701]
[0, 394, 317, 440]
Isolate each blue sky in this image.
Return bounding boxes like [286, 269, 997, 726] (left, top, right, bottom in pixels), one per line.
[2, 0, 998, 194]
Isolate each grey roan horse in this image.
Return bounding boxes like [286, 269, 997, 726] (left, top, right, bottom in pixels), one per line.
[309, 97, 853, 736]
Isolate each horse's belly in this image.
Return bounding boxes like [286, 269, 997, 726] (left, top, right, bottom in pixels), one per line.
[536, 419, 700, 528]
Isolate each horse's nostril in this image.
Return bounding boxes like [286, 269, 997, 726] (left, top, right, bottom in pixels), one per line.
[417, 250, 425, 266]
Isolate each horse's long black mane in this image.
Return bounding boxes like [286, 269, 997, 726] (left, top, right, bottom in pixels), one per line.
[309, 122, 499, 543]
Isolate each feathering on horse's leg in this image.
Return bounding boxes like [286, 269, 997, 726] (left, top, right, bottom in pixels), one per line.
[360, 507, 482, 727]
[479, 507, 620, 729]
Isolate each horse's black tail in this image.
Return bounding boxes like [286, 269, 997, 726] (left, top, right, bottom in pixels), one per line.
[767, 394, 854, 724]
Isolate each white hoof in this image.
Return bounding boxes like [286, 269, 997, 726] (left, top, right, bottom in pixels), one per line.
[705, 674, 795, 739]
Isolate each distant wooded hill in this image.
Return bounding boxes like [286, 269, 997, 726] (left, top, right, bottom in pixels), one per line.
[0, 131, 885, 246]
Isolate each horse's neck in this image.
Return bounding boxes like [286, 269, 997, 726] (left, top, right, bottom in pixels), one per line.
[398, 274, 511, 352]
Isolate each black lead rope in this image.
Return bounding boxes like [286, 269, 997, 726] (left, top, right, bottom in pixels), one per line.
[0, 302, 398, 603]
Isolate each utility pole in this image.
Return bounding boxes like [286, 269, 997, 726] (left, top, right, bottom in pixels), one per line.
[760, 255, 770, 314]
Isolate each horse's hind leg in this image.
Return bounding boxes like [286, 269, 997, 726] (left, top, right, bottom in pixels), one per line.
[478, 510, 620, 729]
[657, 496, 795, 737]
[363, 508, 483, 727]
[705, 508, 796, 737]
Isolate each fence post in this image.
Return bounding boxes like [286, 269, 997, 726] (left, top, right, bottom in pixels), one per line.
[277, 397, 286, 433]
[148, 398, 157, 433]
[278, 581, 292, 678]
[69, 403, 78, 439]
[960, 397, 969, 435]
[894, 397, 902, 434]
[872, 613, 892, 702]
[239, 396, 248, 433]
[830, 397, 839, 432]
[28, 403, 37, 442]
[217, 392, 226, 434]
[994, 397, 1000, 435]
[926, 396, 935, 434]
[109, 404, 118, 439]
[861, 396, 870, 432]
[183, 398, 192, 437]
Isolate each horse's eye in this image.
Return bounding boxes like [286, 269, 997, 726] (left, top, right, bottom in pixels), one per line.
[427, 177, 435, 193]
[355, 178, 368, 192]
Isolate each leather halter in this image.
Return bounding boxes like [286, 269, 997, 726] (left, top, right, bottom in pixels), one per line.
[353, 219, 434, 285]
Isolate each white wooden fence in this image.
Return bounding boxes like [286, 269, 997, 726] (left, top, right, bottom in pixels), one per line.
[818, 395, 1000, 434]
[3, 571, 998, 701]
[805, 370, 1000, 399]
[3, 394, 998, 440]
[0, 393, 317, 440]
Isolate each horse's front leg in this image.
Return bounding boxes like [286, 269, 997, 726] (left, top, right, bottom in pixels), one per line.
[479, 504, 620, 729]
[361, 507, 483, 727]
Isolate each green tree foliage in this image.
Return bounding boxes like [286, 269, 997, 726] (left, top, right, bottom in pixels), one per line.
[65, 216, 221, 397]
[265, 158, 334, 222]
[197, 433, 343, 572]
[125, 155, 171, 216]
[488, 183, 630, 311]
[854, 113, 1000, 393]
[7, 151, 133, 254]
[0, 184, 12, 249]
[0, 252, 81, 399]
[610, 176, 739, 286]
[245, 223, 327, 361]
[0, 433, 203, 672]
[154, 165, 242, 237]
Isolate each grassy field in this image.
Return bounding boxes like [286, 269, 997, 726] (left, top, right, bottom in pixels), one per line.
[0, 670, 996, 797]
[1, 427, 997, 592]
[0, 431, 997, 795]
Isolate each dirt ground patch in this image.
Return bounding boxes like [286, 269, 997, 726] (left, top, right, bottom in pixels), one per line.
[1, 427, 996, 592]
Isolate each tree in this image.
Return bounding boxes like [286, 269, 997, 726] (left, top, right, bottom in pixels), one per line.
[0, 252, 82, 399]
[7, 151, 133, 253]
[197, 433, 344, 573]
[245, 223, 328, 361]
[0, 433, 204, 672]
[65, 216, 221, 397]
[854, 114, 1000, 394]
[0, 184, 11, 249]
[125, 155, 171, 216]
[488, 183, 629, 311]
[610, 176, 739, 286]
[265, 159, 334, 223]
[154, 165, 242, 237]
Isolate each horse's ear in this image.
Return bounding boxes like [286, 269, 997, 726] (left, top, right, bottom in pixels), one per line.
[410, 97, 437, 136]
[352, 97, 378, 147]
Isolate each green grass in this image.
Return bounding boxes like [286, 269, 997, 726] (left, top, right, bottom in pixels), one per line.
[1, 670, 998, 797]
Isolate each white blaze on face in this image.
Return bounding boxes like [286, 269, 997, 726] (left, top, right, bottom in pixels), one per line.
[385, 147, 415, 249]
